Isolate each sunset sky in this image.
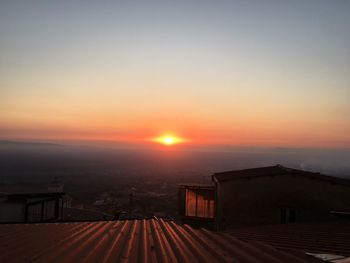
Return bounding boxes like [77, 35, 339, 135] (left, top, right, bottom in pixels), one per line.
[1, 1, 350, 148]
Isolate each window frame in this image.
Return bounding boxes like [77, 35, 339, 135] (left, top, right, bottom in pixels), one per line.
[185, 188, 215, 219]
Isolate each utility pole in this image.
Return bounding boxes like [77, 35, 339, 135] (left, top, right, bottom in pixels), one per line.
[128, 192, 133, 219]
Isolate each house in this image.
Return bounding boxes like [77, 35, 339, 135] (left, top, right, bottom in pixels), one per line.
[179, 165, 350, 230]
[0, 181, 65, 223]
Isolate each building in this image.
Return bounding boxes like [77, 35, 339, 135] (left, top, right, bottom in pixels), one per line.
[0, 182, 65, 223]
[0, 218, 326, 262]
[179, 165, 350, 230]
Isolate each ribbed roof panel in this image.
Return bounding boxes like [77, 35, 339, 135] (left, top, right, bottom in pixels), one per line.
[0, 219, 322, 263]
[227, 222, 350, 258]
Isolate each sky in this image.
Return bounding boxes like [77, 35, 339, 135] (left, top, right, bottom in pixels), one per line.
[0, 0, 350, 148]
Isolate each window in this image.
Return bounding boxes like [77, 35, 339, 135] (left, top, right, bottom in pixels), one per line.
[27, 203, 42, 222]
[26, 198, 58, 222]
[185, 188, 214, 218]
[43, 200, 56, 220]
[281, 208, 296, 223]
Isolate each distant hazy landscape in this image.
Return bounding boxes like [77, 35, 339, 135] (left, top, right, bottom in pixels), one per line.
[1, 140, 349, 218]
[2, 140, 350, 183]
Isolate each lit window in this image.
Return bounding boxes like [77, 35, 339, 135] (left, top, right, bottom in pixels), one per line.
[185, 188, 214, 218]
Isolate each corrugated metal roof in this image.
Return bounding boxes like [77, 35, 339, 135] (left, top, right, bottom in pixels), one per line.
[0, 219, 322, 263]
[0, 183, 63, 195]
[227, 222, 350, 258]
[213, 165, 350, 186]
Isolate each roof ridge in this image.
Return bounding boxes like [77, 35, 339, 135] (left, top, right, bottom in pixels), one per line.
[212, 165, 350, 186]
[213, 164, 283, 175]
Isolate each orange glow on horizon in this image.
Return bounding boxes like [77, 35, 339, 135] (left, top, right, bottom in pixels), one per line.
[150, 135, 187, 146]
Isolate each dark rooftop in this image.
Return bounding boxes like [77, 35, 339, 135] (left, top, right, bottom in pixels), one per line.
[178, 183, 215, 190]
[0, 183, 64, 195]
[227, 222, 350, 259]
[213, 164, 350, 186]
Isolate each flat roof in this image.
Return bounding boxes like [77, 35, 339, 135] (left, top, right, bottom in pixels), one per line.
[0, 183, 63, 195]
[178, 183, 215, 189]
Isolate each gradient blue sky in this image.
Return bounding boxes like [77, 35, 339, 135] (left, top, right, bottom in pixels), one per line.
[1, 1, 349, 147]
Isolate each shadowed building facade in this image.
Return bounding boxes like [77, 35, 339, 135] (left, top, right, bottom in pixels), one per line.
[179, 165, 350, 230]
[0, 180, 65, 223]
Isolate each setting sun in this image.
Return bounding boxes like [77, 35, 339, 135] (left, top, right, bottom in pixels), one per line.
[150, 135, 185, 146]
[163, 136, 175, 145]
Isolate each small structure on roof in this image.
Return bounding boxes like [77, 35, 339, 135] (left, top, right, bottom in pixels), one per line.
[213, 164, 350, 230]
[0, 180, 65, 223]
[179, 165, 350, 230]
